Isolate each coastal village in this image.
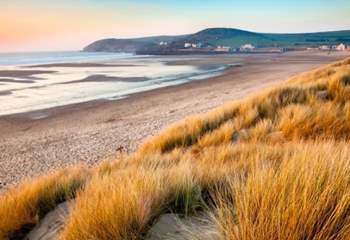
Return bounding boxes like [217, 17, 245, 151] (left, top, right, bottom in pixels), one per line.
[158, 41, 350, 54]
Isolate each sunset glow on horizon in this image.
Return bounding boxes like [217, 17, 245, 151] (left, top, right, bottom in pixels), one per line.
[1, 0, 350, 53]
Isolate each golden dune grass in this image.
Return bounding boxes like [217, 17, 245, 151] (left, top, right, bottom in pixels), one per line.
[0, 167, 90, 240]
[216, 143, 350, 240]
[62, 162, 203, 240]
[1, 58, 350, 240]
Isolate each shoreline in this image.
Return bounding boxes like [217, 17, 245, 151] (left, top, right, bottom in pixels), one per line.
[0, 55, 233, 117]
[0, 51, 342, 120]
[0, 51, 349, 190]
[0, 64, 236, 120]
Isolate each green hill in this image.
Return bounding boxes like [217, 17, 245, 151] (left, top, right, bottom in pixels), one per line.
[83, 28, 350, 53]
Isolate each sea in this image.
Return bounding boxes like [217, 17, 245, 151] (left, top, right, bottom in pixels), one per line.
[0, 51, 228, 116]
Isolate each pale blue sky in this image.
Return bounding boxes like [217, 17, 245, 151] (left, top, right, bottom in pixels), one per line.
[1, 0, 350, 51]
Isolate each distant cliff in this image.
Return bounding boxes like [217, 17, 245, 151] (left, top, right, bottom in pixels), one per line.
[83, 28, 350, 53]
[83, 35, 187, 52]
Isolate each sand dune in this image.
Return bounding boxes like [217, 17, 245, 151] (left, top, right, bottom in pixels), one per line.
[0, 51, 348, 190]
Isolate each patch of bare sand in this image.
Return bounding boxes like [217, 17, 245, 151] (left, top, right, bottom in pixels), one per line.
[24, 202, 70, 240]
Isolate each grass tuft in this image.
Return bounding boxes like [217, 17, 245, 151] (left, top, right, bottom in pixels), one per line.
[0, 166, 90, 240]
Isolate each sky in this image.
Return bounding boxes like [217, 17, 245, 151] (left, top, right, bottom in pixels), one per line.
[1, 0, 350, 52]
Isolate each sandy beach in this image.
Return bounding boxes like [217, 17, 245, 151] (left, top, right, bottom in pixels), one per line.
[0, 51, 349, 190]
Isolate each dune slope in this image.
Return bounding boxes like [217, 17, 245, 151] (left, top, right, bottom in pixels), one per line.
[1, 58, 350, 240]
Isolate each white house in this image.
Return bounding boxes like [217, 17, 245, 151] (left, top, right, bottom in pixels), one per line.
[336, 43, 346, 51]
[215, 46, 231, 52]
[184, 43, 202, 49]
[159, 41, 168, 46]
[319, 45, 330, 51]
[240, 44, 255, 52]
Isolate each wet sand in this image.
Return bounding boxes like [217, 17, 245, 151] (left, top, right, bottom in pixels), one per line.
[0, 78, 35, 84]
[0, 51, 349, 190]
[61, 75, 150, 84]
[0, 70, 56, 78]
[25, 63, 139, 68]
[0, 90, 12, 96]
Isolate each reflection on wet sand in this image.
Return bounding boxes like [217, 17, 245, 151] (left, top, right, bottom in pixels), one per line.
[25, 63, 140, 68]
[0, 90, 12, 96]
[61, 75, 150, 84]
[0, 56, 218, 115]
[0, 78, 35, 84]
[0, 70, 56, 78]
